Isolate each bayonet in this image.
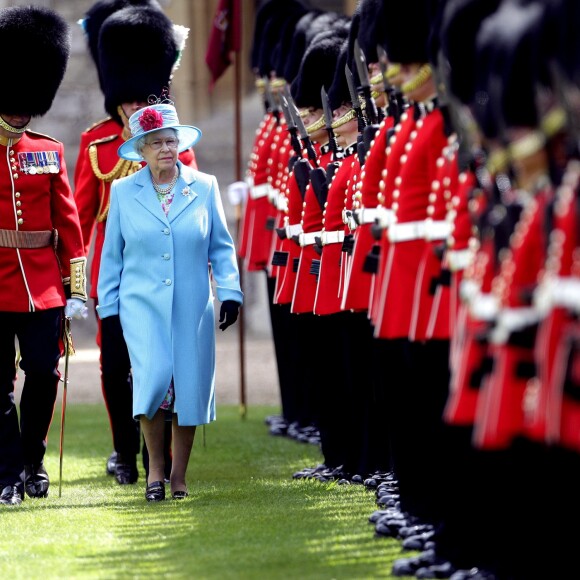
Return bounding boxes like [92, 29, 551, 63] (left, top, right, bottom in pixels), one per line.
[354, 39, 378, 124]
[287, 95, 318, 165]
[264, 78, 282, 124]
[377, 46, 401, 125]
[321, 86, 340, 156]
[377, 45, 389, 87]
[345, 63, 366, 132]
[281, 95, 302, 156]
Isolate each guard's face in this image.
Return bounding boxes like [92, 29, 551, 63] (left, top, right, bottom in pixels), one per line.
[332, 104, 358, 147]
[0, 113, 31, 137]
[121, 101, 149, 122]
[141, 129, 179, 172]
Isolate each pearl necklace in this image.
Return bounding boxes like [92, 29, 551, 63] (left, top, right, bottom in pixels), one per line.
[152, 170, 178, 197]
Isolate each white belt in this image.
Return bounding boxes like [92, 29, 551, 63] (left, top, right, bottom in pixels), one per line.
[267, 187, 280, 204]
[460, 281, 499, 322]
[276, 194, 288, 212]
[245, 175, 254, 188]
[490, 306, 541, 345]
[447, 248, 474, 272]
[320, 230, 345, 245]
[342, 208, 357, 230]
[388, 219, 452, 243]
[298, 231, 322, 247]
[534, 276, 580, 315]
[285, 223, 303, 238]
[249, 183, 271, 200]
[376, 207, 395, 228]
[354, 207, 380, 225]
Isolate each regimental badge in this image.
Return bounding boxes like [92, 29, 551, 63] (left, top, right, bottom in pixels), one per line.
[18, 150, 60, 175]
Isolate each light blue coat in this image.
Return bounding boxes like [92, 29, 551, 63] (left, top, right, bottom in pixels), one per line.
[96, 161, 243, 426]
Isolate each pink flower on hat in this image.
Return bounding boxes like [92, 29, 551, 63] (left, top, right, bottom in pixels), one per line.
[138, 107, 164, 132]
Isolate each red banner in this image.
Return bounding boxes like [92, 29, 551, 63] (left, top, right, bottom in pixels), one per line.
[205, 0, 241, 89]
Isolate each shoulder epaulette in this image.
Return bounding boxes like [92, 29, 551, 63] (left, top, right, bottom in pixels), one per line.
[89, 134, 118, 147]
[25, 130, 61, 144]
[85, 117, 113, 132]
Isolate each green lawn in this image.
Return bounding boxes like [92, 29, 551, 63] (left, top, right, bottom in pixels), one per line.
[0, 404, 406, 579]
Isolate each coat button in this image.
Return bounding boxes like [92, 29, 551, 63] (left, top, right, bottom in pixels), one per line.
[162, 253, 170, 260]
[164, 279, 172, 286]
[163, 228, 170, 235]
[17, 218, 23, 225]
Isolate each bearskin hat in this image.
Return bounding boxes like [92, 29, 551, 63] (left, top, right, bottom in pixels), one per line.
[382, 0, 431, 64]
[291, 23, 351, 109]
[257, 3, 310, 77]
[83, 0, 161, 90]
[357, 0, 387, 64]
[0, 6, 70, 117]
[98, 5, 178, 124]
[441, 0, 501, 105]
[283, 11, 347, 84]
[327, 42, 351, 111]
[251, 0, 310, 73]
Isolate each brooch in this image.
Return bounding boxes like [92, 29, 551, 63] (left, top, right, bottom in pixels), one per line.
[182, 186, 191, 197]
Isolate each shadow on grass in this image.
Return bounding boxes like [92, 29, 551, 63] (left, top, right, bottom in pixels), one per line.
[1, 404, 402, 579]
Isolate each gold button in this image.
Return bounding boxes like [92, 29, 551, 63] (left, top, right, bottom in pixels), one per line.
[13, 173, 18, 179]
[16, 201, 21, 207]
[15, 192, 20, 197]
[17, 218, 23, 225]
[16, 210, 22, 216]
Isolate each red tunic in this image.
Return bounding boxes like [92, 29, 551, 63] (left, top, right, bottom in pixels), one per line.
[528, 164, 580, 449]
[444, 239, 496, 427]
[473, 188, 550, 450]
[0, 131, 84, 311]
[342, 117, 393, 312]
[369, 109, 416, 325]
[275, 144, 321, 305]
[374, 107, 448, 339]
[265, 134, 291, 280]
[239, 113, 276, 261]
[313, 144, 359, 316]
[245, 121, 286, 271]
[291, 145, 334, 314]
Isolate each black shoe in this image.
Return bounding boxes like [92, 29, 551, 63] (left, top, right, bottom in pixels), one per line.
[24, 463, 49, 498]
[145, 480, 165, 502]
[106, 451, 118, 475]
[392, 550, 440, 576]
[0, 485, 23, 506]
[450, 568, 497, 580]
[172, 489, 189, 500]
[115, 455, 138, 485]
[416, 561, 457, 579]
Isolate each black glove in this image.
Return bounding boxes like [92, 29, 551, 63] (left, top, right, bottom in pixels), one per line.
[310, 167, 328, 208]
[219, 300, 241, 331]
[293, 158, 311, 198]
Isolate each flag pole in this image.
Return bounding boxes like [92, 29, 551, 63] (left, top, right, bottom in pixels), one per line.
[234, 16, 247, 420]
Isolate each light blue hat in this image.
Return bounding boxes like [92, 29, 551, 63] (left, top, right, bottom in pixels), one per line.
[118, 103, 202, 161]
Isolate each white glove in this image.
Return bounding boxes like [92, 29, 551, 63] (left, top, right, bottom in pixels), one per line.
[65, 298, 88, 320]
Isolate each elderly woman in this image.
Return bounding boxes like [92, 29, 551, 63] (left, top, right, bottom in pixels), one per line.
[97, 103, 243, 502]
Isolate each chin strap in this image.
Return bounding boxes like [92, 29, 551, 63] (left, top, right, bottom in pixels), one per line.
[0, 115, 28, 134]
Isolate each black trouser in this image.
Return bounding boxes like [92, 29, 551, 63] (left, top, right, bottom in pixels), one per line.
[0, 308, 62, 490]
[96, 302, 172, 477]
[96, 302, 140, 458]
[378, 339, 451, 524]
[266, 275, 301, 424]
[341, 313, 392, 477]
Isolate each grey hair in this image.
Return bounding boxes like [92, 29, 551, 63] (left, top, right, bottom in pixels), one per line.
[135, 128, 178, 156]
